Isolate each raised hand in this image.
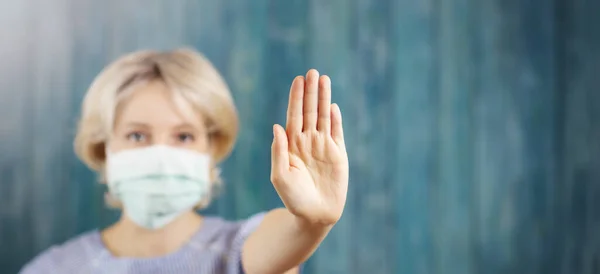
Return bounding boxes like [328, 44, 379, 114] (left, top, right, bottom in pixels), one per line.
[270, 69, 349, 226]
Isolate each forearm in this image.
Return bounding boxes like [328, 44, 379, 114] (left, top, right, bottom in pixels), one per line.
[242, 208, 332, 274]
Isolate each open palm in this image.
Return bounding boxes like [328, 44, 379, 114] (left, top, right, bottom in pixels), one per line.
[270, 69, 349, 225]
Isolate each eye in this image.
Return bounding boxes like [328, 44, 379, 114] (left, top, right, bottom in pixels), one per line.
[177, 133, 195, 143]
[126, 132, 147, 143]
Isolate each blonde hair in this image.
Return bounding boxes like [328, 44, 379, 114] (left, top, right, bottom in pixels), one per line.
[74, 48, 238, 208]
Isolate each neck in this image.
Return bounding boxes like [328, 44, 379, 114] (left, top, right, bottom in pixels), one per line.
[102, 211, 203, 258]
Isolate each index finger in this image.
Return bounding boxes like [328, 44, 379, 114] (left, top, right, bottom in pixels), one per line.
[286, 76, 305, 134]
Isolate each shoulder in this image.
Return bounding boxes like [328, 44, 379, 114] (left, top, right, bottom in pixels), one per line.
[201, 212, 266, 249]
[196, 212, 266, 274]
[19, 230, 103, 274]
[231, 212, 267, 240]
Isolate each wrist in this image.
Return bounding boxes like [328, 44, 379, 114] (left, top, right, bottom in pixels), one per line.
[293, 215, 335, 233]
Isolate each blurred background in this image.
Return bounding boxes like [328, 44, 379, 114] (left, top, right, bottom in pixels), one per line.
[1, 0, 599, 273]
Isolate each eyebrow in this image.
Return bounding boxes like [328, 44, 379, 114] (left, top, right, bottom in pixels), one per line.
[173, 123, 202, 131]
[123, 122, 150, 128]
[122, 122, 203, 131]
[176, 123, 212, 135]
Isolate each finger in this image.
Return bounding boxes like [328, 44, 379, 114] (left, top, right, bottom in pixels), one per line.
[331, 103, 345, 146]
[303, 69, 319, 131]
[271, 124, 290, 184]
[317, 75, 332, 133]
[286, 76, 304, 134]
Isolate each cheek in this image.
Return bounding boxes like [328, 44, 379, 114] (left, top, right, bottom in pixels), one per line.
[105, 134, 130, 154]
[105, 141, 120, 154]
[190, 135, 210, 153]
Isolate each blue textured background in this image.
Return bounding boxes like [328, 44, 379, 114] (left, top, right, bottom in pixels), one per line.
[0, 0, 599, 273]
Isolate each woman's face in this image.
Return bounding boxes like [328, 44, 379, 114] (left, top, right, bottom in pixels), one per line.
[108, 80, 210, 154]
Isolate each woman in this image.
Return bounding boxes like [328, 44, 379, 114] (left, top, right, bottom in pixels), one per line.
[20, 48, 348, 274]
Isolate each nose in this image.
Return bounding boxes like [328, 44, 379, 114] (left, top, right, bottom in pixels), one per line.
[150, 133, 172, 146]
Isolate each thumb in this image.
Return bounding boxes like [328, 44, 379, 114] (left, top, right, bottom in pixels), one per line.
[270, 124, 289, 184]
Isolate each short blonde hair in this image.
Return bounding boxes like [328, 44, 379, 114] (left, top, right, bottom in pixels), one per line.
[74, 48, 238, 207]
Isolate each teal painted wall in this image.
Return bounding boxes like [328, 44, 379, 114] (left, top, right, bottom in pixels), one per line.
[0, 0, 599, 273]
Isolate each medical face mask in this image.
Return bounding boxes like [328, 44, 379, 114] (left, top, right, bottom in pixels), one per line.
[106, 145, 211, 230]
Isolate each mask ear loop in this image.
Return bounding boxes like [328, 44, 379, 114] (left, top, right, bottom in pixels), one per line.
[193, 165, 219, 211]
[104, 189, 123, 209]
[102, 147, 122, 209]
